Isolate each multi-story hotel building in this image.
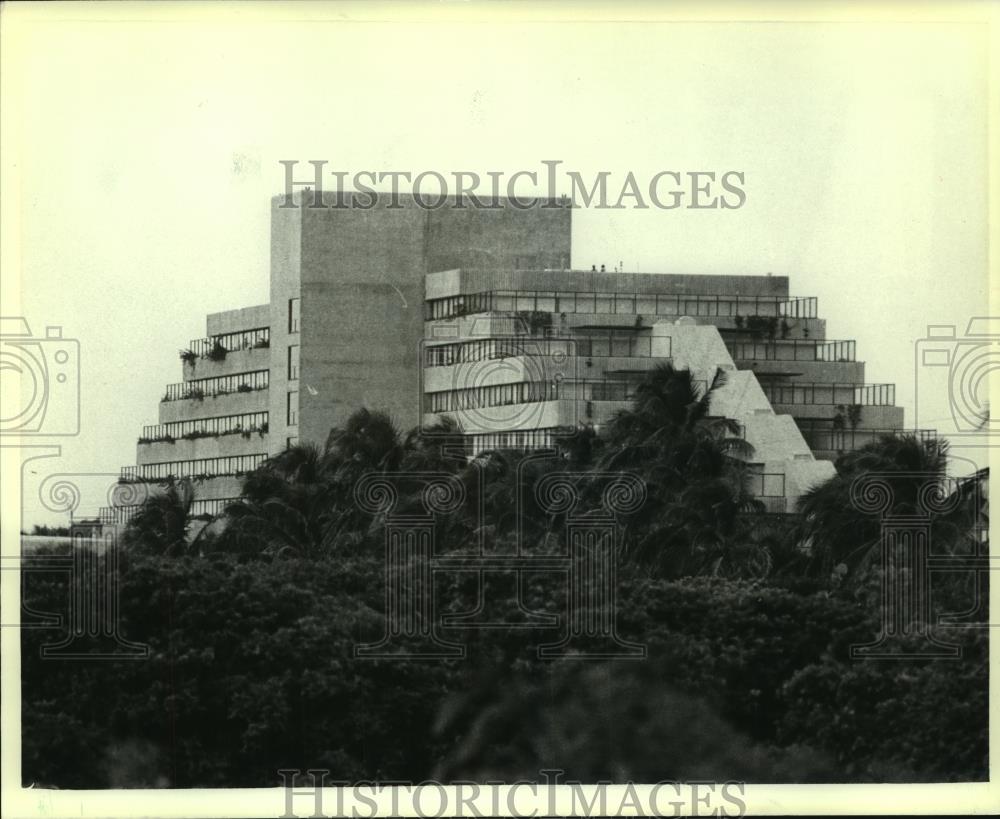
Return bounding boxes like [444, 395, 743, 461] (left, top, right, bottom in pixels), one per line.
[103, 191, 905, 524]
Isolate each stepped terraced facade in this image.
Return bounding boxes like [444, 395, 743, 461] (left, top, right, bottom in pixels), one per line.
[103, 191, 906, 525]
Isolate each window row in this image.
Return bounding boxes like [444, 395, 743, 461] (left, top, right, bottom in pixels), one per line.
[426, 377, 656, 414]
[163, 370, 269, 402]
[424, 338, 574, 368]
[466, 428, 560, 455]
[727, 339, 856, 363]
[423, 334, 666, 368]
[428, 380, 562, 413]
[427, 291, 817, 321]
[761, 382, 895, 407]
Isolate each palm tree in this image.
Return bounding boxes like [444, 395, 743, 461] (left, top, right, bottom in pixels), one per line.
[220, 442, 339, 558]
[325, 407, 405, 480]
[123, 478, 196, 556]
[795, 433, 977, 580]
[217, 409, 445, 558]
[590, 364, 761, 577]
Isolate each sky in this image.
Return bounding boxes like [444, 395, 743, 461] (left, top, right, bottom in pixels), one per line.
[3, 4, 994, 525]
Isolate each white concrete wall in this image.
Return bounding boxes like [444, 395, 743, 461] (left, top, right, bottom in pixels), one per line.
[650, 320, 835, 504]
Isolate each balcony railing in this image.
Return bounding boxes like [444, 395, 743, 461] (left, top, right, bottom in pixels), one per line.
[761, 382, 895, 407]
[99, 505, 139, 525]
[187, 327, 270, 358]
[423, 334, 668, 368]
[426, 290, 818, 321]
[728, 339, 856, 363]
[191, 497, 242, 518]
[756, 496, 789, 514]
[120, 454, 266, 482]
[797, 422, 936, 452]
[140, 412, 269, 443]
[427, 376, 708, 414]
[162, 370, 269, 402]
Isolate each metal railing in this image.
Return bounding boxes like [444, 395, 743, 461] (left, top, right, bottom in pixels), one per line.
[99, 497, 242, 524]
[761, 381, 896, 406]
[191, 498, 241, 518]
[727, 339, 856, 362]
[427, 290, 818, 321]
[427, 376, 708, 413]
[188, 327, 269, 358]
[798, 423, 936, 452]
[162, 370, 269, 402]
[140, 412, 269, 443]
[423, 334, 667, 367]
[120, 454, 266, 482]
[99, 505, 139, 525]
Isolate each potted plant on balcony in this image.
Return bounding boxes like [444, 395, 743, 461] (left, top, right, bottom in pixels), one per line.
[847, 403, 863, 431]
[179, 349, 197, 365]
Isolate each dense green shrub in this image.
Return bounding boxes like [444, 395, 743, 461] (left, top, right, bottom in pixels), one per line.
[21, 547, 988, 786]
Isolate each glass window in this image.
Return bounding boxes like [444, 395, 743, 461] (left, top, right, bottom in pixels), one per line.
[287, 391, 299, 426]
[615, 295, 635, 314]
[594, 294, 613, 314]
[611, 335, 631, 357]
[536, 293, 556, 312]
[657, 295, 678, 315]
[287, 345, 300, 380]
[636, 296, 656, 315]
[288, 298, 301, 333]
[554, 293, 574, 313]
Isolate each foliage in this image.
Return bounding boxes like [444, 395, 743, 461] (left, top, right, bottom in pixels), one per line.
[21, 368, 989, 787]
[207, 341, 228, 361]
[794, 433, 982, 581]
[21, 551, 987, 786]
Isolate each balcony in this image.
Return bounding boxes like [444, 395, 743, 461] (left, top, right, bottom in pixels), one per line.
[727, 339, 856, 363]
[426, 290, 818, 322]
[163, 370, 269, 402]
[99, 505, 139, 526]
[120, 453, 267, 483]
[183, 326, 270, 360]
[761, 382, 896, 407]
[140, 412, 268, 443]
[798, 424, 934, 455]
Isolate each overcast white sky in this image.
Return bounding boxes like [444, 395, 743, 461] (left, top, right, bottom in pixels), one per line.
[3, 5, 994, 525]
